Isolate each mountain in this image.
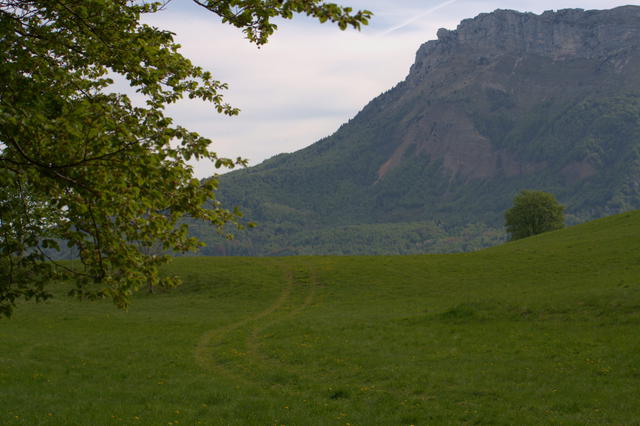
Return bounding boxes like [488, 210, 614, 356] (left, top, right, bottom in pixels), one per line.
[198, 6, 640, 256]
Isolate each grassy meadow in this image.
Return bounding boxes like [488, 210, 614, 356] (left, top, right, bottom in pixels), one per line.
[2, 211, 640, 425]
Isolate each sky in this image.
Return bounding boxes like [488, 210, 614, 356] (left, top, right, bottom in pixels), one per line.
[142, 0, 636, 177]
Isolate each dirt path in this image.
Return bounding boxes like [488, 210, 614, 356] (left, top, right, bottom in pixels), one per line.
[194, 265, 320, 389]
[245, 268, 317, 364]
[193, 268, 295, 383]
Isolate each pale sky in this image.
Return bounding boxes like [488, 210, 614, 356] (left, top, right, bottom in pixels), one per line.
[142, 0, 635, 177]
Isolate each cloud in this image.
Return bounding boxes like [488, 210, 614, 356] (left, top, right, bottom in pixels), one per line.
[378, 0, 459, 37]
[144, 10, 436, 176]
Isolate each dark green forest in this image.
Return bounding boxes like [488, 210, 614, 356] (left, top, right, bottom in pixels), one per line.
[193, 93, 640, 256]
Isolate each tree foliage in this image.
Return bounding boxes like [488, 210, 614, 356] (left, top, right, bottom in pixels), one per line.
[0, 0, 371, 317]
[505, 190, 564, 240]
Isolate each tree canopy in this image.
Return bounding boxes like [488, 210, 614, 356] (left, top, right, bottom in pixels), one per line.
[0, 0, 371, 317]
[504, 190, 565, 241]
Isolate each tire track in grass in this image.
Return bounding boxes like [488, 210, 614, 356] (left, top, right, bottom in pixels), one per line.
[244, 266, 318, 384]
[242, 267, 377, 402]
[194, 269, 294, 384]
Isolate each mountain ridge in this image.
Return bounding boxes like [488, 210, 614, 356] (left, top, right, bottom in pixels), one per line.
[199, 6, 640, 256]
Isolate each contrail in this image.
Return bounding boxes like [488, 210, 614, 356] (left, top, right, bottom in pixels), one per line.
[379, 0, 458, 37]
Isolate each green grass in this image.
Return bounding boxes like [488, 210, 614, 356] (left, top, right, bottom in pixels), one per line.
[2, 211, 640, 425]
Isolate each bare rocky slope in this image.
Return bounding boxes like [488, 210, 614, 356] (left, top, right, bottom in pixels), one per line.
[199, 6, 640, 255]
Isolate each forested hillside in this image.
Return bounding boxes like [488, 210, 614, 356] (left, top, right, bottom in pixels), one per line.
[197, 6, 640, 255]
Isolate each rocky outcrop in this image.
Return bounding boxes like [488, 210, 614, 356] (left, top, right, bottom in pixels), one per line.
[376, 6, 640, 181]
[411, 6, 640, 79]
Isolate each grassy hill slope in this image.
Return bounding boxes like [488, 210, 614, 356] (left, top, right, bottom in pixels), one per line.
[1, 211, 639, 424]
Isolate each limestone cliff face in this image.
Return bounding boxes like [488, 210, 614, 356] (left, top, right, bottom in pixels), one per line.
[413, 6, 640, 71]
[374, 6, 640, 182]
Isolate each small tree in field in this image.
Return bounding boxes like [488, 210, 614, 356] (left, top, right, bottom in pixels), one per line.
[505, 190, 564, 240]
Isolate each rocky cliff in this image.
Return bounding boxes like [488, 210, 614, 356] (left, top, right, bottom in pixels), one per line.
[203, 6, 640, 255]
[421, 7, 640, 62]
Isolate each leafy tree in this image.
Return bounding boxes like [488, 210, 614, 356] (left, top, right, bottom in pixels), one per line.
[504, 190, 565, 240]
[0, 0, 371, 317]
